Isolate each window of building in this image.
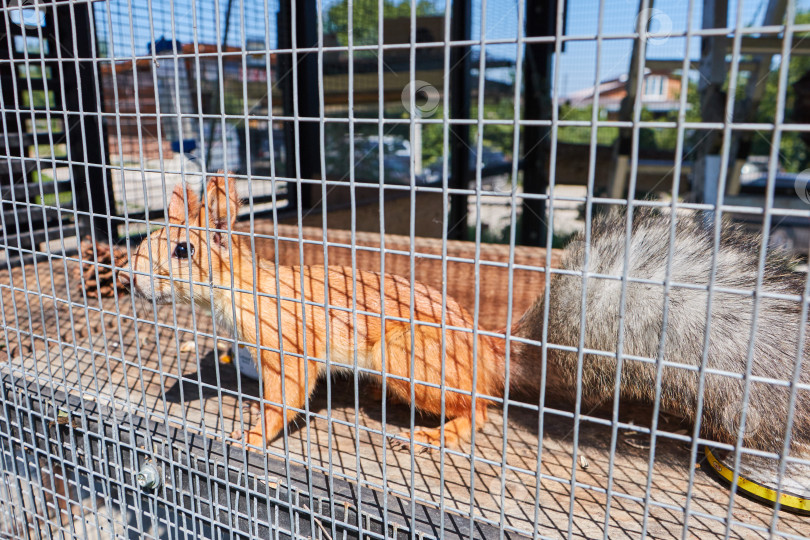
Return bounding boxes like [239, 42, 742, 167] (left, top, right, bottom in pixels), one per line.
[645, 75, 666, 98]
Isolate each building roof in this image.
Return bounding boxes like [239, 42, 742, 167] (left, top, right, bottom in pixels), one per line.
[100, 42, 277, 75]
[564, 70, 681, 112]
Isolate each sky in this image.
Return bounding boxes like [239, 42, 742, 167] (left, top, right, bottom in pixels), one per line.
[473, 0, 810, 95]
[89, 0, 810, 97]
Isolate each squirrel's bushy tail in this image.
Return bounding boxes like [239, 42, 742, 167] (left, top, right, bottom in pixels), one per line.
[508, 208, 810, 455]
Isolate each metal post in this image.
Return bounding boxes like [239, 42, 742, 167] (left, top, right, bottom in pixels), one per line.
[203, 0, 235, 170]
[448, 0, 471, 240]
[0, 13, 18, 245]
[54, 3, 113, 242]
[279, 0, 319, 211]
[727, 0, 787, 195]
[693, 0, 728, 207]
[606, 0, 648, 202]
[520, 0, 555, 247]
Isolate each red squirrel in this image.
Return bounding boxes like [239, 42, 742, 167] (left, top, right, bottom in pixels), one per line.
[122, 176, 507, 449]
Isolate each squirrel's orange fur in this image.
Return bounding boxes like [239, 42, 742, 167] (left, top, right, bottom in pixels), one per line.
[124, 177, 508, 450]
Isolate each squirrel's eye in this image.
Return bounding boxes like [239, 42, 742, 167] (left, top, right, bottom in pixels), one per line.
[173, 242, 194, 259]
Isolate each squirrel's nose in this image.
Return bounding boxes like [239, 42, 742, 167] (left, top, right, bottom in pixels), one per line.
[117, 269, 132, 289]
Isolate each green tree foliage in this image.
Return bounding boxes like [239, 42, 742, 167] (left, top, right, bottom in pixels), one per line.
[557, 104, 618, 146]
[325, 0, 437, 47]
[643, 80, 701, 151]
[748, 12, 810, 172]
[417, 98, 520, 168]
[556, 79, 701, 152]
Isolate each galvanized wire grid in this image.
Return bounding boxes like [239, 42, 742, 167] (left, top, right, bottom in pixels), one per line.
[0, 0, 810, 539]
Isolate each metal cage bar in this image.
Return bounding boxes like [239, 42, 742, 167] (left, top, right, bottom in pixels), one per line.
[1, 0, 810, 539]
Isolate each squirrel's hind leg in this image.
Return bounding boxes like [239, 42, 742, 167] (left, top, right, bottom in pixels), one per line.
[391, 407, 488, 453]
[230, 355, 321, 451]
[375, 322, 493, 453]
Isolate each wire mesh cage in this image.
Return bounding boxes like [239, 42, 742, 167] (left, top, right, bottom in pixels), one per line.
[2, 0, 810, 539]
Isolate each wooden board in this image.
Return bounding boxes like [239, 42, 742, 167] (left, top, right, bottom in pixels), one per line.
[1, 239, 809, 539]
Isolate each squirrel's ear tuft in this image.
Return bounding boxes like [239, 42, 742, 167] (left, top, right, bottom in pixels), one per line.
[205, 174, 240, 240]
[167, 183, 200, 224]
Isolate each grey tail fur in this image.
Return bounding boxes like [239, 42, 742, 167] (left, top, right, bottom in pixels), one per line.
[508, 207, 810, 456]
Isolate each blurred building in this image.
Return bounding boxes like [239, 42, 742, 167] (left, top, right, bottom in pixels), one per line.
[563, 69, 682, 117]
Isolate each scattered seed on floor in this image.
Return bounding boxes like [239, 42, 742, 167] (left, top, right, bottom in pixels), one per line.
[579, 455, 589, 470]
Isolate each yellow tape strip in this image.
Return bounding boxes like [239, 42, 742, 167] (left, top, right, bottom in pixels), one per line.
[704, 447, 810, 513]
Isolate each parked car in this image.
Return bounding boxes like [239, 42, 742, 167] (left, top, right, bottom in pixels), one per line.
[325, 135, 427, 185]
[738, 156, 801, 193]
[423, 146, 511, 186]
[731, 156, 810, 257]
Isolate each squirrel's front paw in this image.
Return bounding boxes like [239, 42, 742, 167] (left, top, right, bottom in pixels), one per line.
[240, 400, 261, 417]
[229, 427, 268, 452]
[390, 429, 443, 455]
[228, 401, 264, 450]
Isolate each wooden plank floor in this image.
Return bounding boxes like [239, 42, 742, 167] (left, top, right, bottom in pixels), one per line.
[1, 256, 809, 539]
